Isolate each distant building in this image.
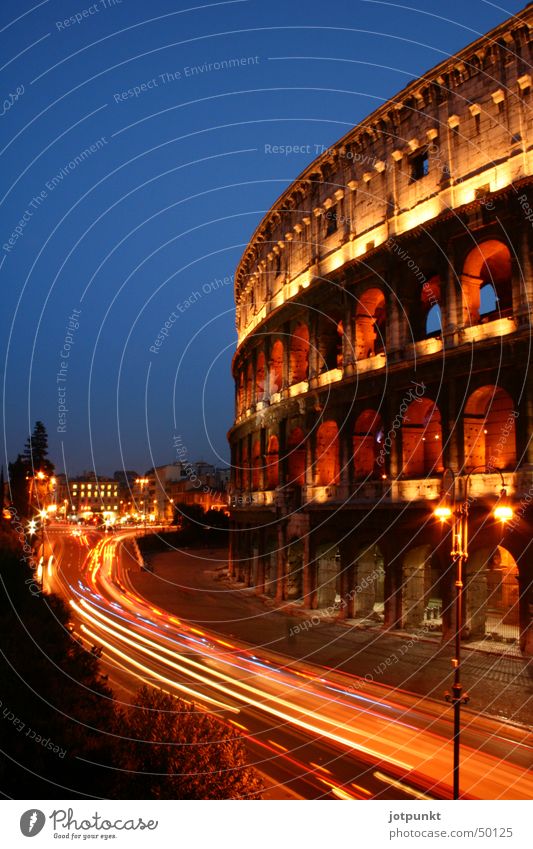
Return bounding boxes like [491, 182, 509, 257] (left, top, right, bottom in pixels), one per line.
[132, 461, 229, 522]
[56, 474, 120, 522]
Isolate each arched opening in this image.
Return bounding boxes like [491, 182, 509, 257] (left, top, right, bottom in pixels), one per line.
[287, 427, 306, 486]
[418, 275, 442, 338]
[289, 323, 309, 384]
[466, 546, 520, 644]
[245, 362, 254, 409]
[251, 439, 261, 490]
[463, 385, 516, 470]
[317, 313, 344, 372]
[402, 398, 443, 477]
[314, 543, 341, 609]
[262, 534, 278, 597]
[401, 544, 442, 631]
[349, 545, 386, 622]
[269, 340, 284, 394]
[315, 421, 339, 486]
[241, 442, 250, 491]
[286, 539, 304, 599]
[355, 288, 386, 359]
[265, 435, 279, 489]
[461, 240, 512, 326]
[255, 351, 266, 401]
[425, 303, 442, 336]
[353, 409, 384, 478]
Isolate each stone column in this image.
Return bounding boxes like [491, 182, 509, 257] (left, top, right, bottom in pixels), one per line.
[302, 531, 313, 609]
[308, 313, 320, 386]
[338, 421, 353, 498]
[386, 291, 402, 362]
[275, 520, 287, 602]
[517, 382, 533, 466]
[443, 247, 462, 342]
[342, 292, 356, 375]
[282, 321, 290, 390]
[228, 521, 236, 579]
[515, 221, 533, 329]
[259, 428, 266, 492]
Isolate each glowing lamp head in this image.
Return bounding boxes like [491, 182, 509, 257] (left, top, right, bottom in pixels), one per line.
[494, 488, 513, 523]
[434, 505, 452, 522]
[494, 504, 513, 523]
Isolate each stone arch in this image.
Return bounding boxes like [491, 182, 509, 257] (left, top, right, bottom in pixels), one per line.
[286, 539, 304, 599]
[287, 426, 306, 486]
[463, 385, 516, 470]
[461, 240, 512, 326]
[314, 543, 340, 609]
[251, 439, 261, 490]
[350, 544, 385, 621]
[317, 311, 344, 371]
[255, 351, 266, 401]
[417, 274, 442, 338]
[269, 339, 284, 394]
[241, 441, 250, 490]
[315, 420, 340, 486]
[401, 544, 442, 631]
[402, 398, 443, 477]
[265, 435, 279, 490]
[355, 288, 386, 359]
[262, 533, 278, 597]
[466, 546, 520, 644]
[353, 409, 384, 478]
[289, 323, 309, 383]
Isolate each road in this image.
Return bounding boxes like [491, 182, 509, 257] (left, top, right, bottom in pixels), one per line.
[45, 525, 533, 800]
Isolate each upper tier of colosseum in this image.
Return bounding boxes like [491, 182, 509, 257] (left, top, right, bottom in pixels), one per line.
[234, 4, 533, 345]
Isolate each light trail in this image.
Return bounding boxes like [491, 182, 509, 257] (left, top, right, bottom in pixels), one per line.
[50, 528, 533, 801]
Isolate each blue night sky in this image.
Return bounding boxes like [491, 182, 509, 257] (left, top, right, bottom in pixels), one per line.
[1, 0, 526, 477]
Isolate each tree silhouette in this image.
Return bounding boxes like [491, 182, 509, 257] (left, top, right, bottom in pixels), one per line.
[23, 421, 54, 475]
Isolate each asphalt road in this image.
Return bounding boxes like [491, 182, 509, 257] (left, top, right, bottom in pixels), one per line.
[45, 526, 533, 800]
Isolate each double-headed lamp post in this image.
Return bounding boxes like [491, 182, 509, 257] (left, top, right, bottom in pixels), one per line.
[434, 466, 513, 800]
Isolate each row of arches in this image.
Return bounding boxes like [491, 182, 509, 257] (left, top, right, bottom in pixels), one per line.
[234, 384, 516, 490]
[234, 533, 522, 646]
[236, 240, 514, 416]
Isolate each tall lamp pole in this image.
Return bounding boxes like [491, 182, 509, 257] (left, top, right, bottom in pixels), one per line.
[434, 465, 512, 799]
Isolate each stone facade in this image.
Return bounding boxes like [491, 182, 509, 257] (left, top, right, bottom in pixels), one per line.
[229, 6, 533, 654]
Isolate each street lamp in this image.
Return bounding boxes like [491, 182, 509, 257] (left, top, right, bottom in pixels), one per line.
[434, 465, 513, 800]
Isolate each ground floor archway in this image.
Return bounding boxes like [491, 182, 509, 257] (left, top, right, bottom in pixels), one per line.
[466, 546, 520, 644]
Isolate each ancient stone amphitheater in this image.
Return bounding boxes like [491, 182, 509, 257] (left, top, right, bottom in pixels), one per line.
[229, 5, 533, 654]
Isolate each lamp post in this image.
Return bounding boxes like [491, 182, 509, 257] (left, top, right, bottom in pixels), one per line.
[434, 465, 513, 799]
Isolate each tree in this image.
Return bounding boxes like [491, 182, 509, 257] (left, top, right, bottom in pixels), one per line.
[113, 687, 263, 799]
[0, 533, 118, 798]
[173, 502, 206, 528]
[8, 453, 30, 519]
[23, 420, 54, 474]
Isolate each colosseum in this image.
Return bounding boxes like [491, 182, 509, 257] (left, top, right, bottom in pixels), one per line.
[228, 5, 533, 656]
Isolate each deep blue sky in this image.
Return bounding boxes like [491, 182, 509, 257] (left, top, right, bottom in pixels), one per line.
[1, 0, 526, 477]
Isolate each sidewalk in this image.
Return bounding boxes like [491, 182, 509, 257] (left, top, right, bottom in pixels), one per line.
[129, 546, 533, 729]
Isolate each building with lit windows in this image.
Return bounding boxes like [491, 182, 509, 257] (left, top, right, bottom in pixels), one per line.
[56, 475, 120, 522]
[228, 7, 533, 655]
